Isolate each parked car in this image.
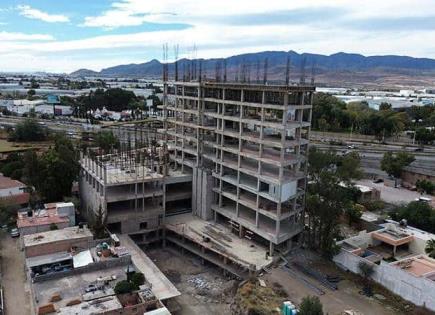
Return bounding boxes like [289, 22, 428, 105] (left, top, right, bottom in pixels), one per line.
[373, 178, 384, 183]
[10, 228, 19, 237]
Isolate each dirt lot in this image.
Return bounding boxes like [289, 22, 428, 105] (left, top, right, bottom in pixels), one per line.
[264, 249, 433, 315]
[146, 246, 237, 315]
[0, 234, 31, 315]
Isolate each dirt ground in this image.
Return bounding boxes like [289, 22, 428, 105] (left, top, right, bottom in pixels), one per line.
[0, 234, 31, 315]
[146, 246, 237, 315]
[264, 249, 431, 315]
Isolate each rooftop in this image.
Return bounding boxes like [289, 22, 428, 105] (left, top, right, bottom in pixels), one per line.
[0, 174, 26, 189]
[392, 255, 435, 279]
[17, 208, 69, 228]
[33, 266, 127, 312]
[23, 226, 93, 247]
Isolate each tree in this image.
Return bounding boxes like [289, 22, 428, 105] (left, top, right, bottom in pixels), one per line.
[10, 118, 48, 142]
[391, 201, 435, 233]
[114, 280, 135, 294]
[27, 89, 36, 100]
[299, 296, 323, 315]
[415, 127, 435, 145]
[131, 272, 145, 289]
[358, 261, 375, 295]
[95, 131, 119, 153]
[306, 147, 362, 258]
[30, 78, 40, 89]
[425, 239, 435, 258]
[379, 102, 392, 111]
[29, 134, 79, 201]
[92, 205, 107, 239]
[0, 203, 19, 227]
[345, 204, 363, 226]
[416, 179, 435, 195]
[380, 152, 415, 178]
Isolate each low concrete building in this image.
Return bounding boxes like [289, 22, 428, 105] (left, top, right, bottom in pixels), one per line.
[401, 165, 435, 187]
[17, 202, 75, 236]
[334, 221, 435, 311]
[23, 226, 93, 258]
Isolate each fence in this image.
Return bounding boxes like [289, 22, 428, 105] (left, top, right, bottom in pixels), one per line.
[334, 250, 435, 311]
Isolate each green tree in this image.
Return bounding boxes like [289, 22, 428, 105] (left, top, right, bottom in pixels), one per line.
[95, 131, 119, 153]
[31, 134, 79, 201]
[415, 127, 435, 145]
[10, 118, 48, 142]
[345, 204, 363, 226]
[425, 239, 435, 258]
[380, 152, 415, 178]
[299, 296, 323, 315]
[306, 147, 362, 258]
[0, 203, 19, 227]
[92, 205, 108, 239]
[131, 272, 145, 289]
[391, 201, 435, 233]
[379, 102, 392, 111]
[114, 280, 135, 294]
[416, 179, 435, 195]
[30, 78, 39, 89]
[27, 89, 36, 100]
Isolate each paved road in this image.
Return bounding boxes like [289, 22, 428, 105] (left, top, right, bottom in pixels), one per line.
[1, 234, 31, 315]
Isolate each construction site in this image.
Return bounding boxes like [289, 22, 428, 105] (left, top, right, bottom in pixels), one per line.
[78, 56, 316, 314]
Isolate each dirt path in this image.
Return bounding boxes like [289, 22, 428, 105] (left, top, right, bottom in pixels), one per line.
[1, 235, 31, 315]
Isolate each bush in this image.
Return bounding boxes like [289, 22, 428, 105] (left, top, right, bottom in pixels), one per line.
[299, 296, 323, 315]
[114, 280, 135, 294]
[131, 272, 145, 289]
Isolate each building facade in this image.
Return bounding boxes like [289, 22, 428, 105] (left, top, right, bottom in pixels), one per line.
[162, 81, 314, 252]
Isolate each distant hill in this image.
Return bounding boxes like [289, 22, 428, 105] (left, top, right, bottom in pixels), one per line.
[70, 68, 100, 77]
[70, 51, 435, 88]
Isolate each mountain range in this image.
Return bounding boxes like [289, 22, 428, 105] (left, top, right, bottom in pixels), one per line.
[70, 51, 435, 88]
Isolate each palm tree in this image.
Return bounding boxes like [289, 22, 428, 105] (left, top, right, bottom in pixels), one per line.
[425, 239, 435, 258]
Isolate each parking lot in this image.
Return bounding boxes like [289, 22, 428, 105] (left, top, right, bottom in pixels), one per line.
[0, 233, 31, 315]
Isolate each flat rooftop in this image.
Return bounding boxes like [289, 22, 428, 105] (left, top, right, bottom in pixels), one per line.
[372, 228, 413, 246]
[33, 266, 127, 311]
[57, 296, 122, 315]
[392, 255, 435, 278]
[118, 234, 180, 301]
[165, 213, 272, 271]
[23, 226, 93, 247]
[17, 208, 69, 228]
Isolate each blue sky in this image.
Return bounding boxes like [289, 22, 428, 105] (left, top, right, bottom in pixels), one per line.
[1, 0, 435, 72]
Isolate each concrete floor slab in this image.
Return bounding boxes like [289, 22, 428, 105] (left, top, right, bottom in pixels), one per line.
[165, 213, 272, 271]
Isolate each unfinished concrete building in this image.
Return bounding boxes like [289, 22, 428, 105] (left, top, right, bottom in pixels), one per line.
[162, 81, 314, 254]
[79, 142, 192, 243]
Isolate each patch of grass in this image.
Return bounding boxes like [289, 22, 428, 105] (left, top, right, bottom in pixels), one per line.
[234, 281, 283, 315]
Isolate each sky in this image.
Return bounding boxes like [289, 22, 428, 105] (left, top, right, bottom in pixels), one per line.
[1, 0, 435, 73]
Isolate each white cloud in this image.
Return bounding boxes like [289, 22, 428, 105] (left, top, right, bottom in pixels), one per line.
[1, 0, 435, 72]
[0, 31, 54, 41]
[17, 5, 69, 23]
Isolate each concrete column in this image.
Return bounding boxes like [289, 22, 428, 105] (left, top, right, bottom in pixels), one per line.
[269, 241, 274, 256]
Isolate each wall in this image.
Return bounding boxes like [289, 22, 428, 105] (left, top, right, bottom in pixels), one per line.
[19, 222, 69, 236]
[192, 167, 213, 220]
[334, 250, 435, 311]
[32, 255, 131, 283]
[401, 170, 435, 187]
[24, 235, 93, 258]
[79, 169, 105, 220]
